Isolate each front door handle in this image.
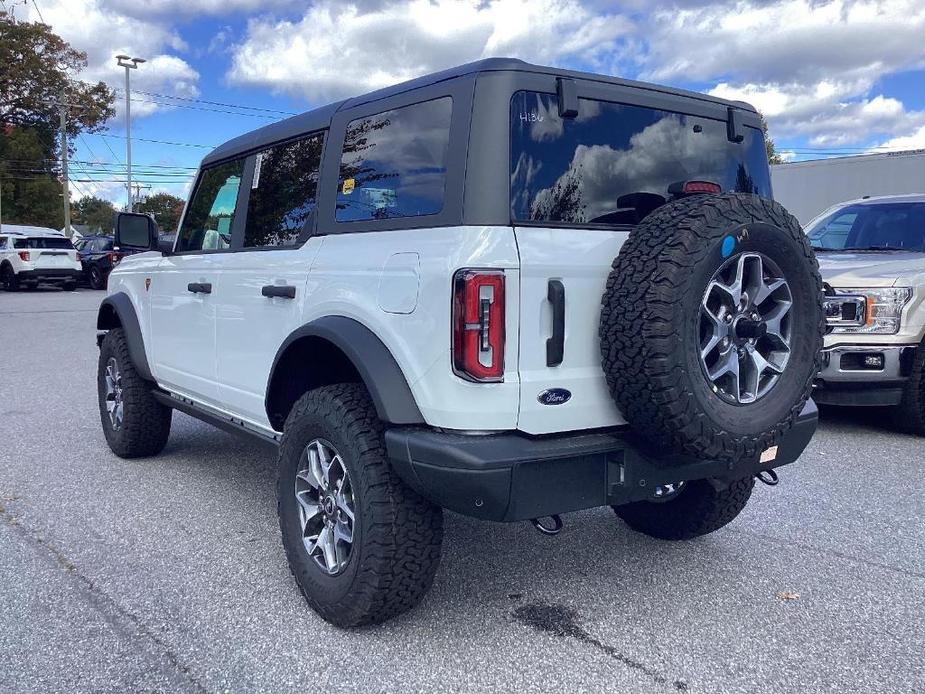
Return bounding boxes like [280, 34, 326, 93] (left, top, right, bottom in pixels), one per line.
[262, 285, 296, 299]
[187, 282, 212, 294]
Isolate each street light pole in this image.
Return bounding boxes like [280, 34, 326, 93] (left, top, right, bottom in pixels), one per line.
[115, 55, 146, 212]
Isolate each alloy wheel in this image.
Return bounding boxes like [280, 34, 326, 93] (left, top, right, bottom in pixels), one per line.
[294, 438, 356, 575]
[699, 252, 793, 404]
[104, 357, 124, 430]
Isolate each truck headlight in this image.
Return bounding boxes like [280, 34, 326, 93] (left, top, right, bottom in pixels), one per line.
[830, 287, 912, 335]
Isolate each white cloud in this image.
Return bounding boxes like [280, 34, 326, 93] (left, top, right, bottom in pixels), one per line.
[227, 0, 633, 102]
[874, 125, 925, 152]
[647, 0, 925, 149]
[25, 0, 200, 121]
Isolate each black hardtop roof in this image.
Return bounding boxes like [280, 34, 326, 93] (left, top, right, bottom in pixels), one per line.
[201, 57, 757, 167]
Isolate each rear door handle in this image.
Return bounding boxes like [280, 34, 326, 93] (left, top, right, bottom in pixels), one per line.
[187, 282, 212, 294]
[546, 279, 565, 367]
[262, 285, 296, 299]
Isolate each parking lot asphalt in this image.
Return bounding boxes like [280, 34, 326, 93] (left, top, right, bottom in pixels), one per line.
[1, 288, 923, 694]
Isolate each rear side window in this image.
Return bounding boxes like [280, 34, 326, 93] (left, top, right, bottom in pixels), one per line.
[336, 97, 452, 222]
[14, 237, 74, 249]
[244, 132, 325, 248]
[177, 159, 244, 252]
[510, 91, 772, 226]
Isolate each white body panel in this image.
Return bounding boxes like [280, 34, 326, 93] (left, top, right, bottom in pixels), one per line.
[107, 223, 631, 434]
[214, 242, 323, 423]
[513, 226, 627, 434]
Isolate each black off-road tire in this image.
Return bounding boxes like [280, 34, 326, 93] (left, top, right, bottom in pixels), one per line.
[599, 193, 825, 463]
[893, 346, 925, 436]
[614, 476, 755, 540]
[1, 264, 18, 292]
[97, 328, 172, 458]
[277, 383, 443, 627]
[89, 266, 105, 290]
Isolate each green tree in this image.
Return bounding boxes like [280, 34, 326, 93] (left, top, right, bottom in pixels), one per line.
[759, 113, 785, 165]
[72, 195, 115, 234]
[0, 12, 115, 228]
[136, 192, 186, 233]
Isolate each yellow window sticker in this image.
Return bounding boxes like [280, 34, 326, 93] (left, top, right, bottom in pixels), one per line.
[342, 178, 355, 195]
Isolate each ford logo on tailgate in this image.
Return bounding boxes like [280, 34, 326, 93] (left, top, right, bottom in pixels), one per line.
[537, 388, 572, 406]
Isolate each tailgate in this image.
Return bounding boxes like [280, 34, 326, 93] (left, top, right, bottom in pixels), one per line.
[34, 249, 77, 268]
[514, 226, 628, 434]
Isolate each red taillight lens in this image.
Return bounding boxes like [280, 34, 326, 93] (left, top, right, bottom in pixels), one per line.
[452, 269, 505, 382]
[683, 180, 722, 194]
[18, 251, 30, 262]
[108, 251, 121, 266]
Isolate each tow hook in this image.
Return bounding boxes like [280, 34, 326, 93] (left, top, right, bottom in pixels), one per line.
[755, 469, 779, 486]
[530, 515, 563, 536]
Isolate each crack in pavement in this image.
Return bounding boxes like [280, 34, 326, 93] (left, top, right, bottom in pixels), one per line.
[0, 503, 212, 694]
[727, 527, 925, 580]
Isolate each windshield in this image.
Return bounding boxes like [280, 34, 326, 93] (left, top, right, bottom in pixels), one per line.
[510, 91, 771, 226]
[806, 202, 925, 251]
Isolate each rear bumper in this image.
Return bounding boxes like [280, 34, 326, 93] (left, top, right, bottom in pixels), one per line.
[385, 400, 818, 522]
[17, 268, 81, 283]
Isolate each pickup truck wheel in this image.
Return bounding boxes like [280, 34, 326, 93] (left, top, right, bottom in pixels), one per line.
[613, 476, 755, 540]
[89, 266, 105, 290]
[277, 383, 443, 627]
[1, 265, 18, 292]
[97, 328, 172, 458]
[600, 193, 824, 463]
[894, 347, 925, 435]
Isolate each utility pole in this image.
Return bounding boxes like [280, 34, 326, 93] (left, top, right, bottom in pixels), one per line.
[131, 182, 151, 209]
[116, 55, 146, 212]
[59, 90, 72, 237]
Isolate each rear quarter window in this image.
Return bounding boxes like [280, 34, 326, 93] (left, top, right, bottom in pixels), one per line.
[510, 91, 771, 226]
[335, 97, 453, 222]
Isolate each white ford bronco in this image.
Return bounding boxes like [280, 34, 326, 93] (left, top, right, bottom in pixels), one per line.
[95, 59, 824, 626]
[808, 194, 925, 431]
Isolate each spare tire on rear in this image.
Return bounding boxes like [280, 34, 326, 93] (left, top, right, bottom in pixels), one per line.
[599, 193, 824, 463]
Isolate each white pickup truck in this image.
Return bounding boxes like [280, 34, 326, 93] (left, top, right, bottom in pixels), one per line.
[808, 194, 925, 432]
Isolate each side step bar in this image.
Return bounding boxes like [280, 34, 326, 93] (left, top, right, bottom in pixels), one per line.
[151, 390, 281, 448]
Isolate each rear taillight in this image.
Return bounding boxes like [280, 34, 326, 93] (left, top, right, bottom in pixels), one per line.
[18, 251, 30, 262]
[452, 269, 505, 382]
[108, 251, 121, 266]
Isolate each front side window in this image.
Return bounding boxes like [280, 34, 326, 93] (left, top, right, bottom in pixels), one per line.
[807, 203, 925, 251]
[510, 91, 772, 226]
[244, 132, 325, 248]
[177, 159, 244, 252]
[336, 97, 452, 222]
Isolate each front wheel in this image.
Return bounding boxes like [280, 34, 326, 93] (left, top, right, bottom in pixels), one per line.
[613, 476, 755, 540]
[97, 328, 172, 458]
[277, 383, 443, 627]
[893, 347, 925, 435]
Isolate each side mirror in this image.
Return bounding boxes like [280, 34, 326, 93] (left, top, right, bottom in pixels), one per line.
[113, 212, 158, 252]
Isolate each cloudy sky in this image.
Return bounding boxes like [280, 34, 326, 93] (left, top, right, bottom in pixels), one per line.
[14, 0, 925, 208]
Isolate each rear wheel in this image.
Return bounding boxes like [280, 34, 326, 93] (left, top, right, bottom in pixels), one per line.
[97, 328, 172, 458]
[89, 266, 105, 290]
[613, 476, 755, 540]
[277, 383, 443, 627]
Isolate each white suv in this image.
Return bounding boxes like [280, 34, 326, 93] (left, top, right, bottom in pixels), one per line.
[0, 225, 81, 291]
[94, 59, 825, 626]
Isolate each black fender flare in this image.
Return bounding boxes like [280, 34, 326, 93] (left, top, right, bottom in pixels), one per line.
[96, 292, 154, 381]
[267, 316, 424, 426]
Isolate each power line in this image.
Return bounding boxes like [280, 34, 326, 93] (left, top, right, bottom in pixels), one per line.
[129, 89, 298, 117]
[112, 89, 281, 119]
[91, 132, 215, 149]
